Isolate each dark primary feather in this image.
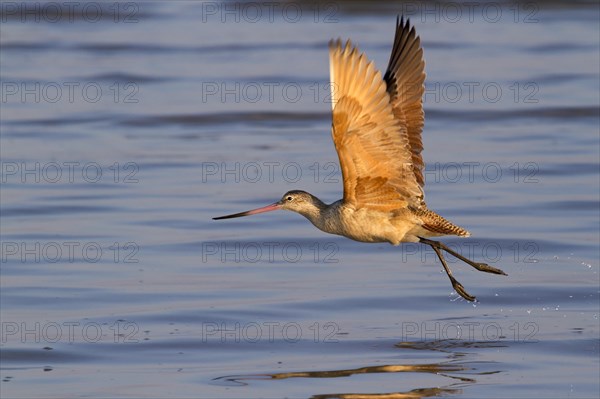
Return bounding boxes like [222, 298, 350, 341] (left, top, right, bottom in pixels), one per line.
[384, 16, 427, 189]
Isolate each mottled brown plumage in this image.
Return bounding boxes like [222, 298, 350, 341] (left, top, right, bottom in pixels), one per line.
[411, 207, 470, 237]
[328, 18, 471, 241]
[214, 16, 507, 302]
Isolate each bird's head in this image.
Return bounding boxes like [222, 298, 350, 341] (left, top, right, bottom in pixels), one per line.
[213, 190, 325, 220]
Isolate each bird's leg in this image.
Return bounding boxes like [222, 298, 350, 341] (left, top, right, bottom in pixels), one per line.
[420, 238, 507, 276]
[425, 241, 476, 302]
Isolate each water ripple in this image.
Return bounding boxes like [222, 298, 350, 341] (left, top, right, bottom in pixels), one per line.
[2, 205, 119, 217]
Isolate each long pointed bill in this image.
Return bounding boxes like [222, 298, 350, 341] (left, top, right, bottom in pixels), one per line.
[213, 202, 280, 220]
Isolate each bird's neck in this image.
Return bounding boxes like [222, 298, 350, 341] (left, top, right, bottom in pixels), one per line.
[297, 197, 342, 234]
[296, 196, 329, 227]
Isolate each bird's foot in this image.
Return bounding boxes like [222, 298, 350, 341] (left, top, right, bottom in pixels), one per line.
[449, 276, 477, 302]
[471, 262, 508, 276]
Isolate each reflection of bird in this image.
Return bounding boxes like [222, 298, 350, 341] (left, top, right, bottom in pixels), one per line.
[214, 362, 468, 396]
[214, 16, 506, 301]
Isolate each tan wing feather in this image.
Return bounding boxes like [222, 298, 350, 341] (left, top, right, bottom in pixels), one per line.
[384, 16, 427, 187]
[329, 39, 424, 211]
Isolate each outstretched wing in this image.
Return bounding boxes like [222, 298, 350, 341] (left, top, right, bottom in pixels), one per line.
[329, 37, 424, 212]
[384, 16, 427, 187]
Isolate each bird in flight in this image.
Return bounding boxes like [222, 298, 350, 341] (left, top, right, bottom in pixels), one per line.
[214, 16, 507, 301]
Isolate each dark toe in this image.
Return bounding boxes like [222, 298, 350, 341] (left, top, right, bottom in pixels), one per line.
[476, 263, 508, 276]
[450, 277, 477, 302]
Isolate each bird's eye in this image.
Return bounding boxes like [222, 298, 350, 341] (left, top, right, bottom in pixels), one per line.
[286, 196, 293, 201]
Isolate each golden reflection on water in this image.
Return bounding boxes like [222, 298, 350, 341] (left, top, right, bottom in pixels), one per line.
[214, 362, 465, 397]
[310, 388, 460, 399]
[268, 363, 471, 382]
[213, 339, 505, 397]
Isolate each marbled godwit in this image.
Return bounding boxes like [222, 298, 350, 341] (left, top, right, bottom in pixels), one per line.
[214, 17, 506, 301]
